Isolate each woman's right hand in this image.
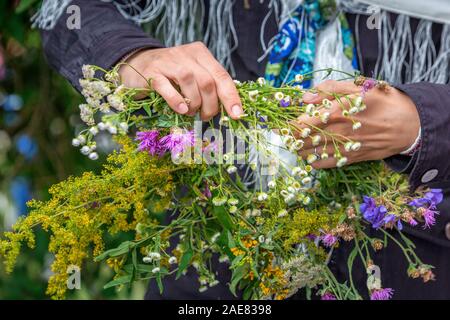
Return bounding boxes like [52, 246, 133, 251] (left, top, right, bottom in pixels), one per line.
[118, 41, 243, 121]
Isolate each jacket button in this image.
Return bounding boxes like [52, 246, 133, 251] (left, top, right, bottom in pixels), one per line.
[421, 169, 438, 183]
[446, 223, 450, 241]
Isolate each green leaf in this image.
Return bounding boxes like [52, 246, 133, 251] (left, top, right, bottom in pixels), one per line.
[143, 104, 152, 117]
[94, 241, 135, 261]
[229, 265, 247, 296]
[213, 205, 234, 230]
[176, 247, 193, 279]
[15, 0, 39, 14]
[156, 275, 164, 294]
[103, 275, 132, 289]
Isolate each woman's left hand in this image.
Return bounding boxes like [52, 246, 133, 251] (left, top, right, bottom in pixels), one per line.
[292, 80, 420, 169]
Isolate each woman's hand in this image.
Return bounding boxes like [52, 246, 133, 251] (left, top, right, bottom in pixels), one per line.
[292, 80, 420, 168]
[118, 42, 243, 120]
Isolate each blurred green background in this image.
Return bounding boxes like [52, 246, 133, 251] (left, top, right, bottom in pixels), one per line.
[0, 1, 146, 299]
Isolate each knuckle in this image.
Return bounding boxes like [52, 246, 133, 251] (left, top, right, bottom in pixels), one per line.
[177, 67, 194, 82]
[214, 70, 231, 82]
[199, 77, 216, 93]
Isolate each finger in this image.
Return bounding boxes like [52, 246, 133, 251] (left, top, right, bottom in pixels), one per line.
[195, 46, 243, 119]
[151, 74, 189, 114]
[193, 65, 220, 121]
[303, 80, 360, 104]
[157, 61, 202, 116]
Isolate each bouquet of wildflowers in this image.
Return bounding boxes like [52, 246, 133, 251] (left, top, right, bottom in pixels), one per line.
[0, 64, 443, 300]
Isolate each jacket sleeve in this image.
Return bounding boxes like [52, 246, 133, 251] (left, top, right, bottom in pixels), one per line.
[40, 0, 164, 91]
[384, 82, 450, 190]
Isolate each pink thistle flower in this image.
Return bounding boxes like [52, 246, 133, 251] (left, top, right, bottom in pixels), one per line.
[136, 130, 162, 156]
[370, 288, 394, 300]
[362, 78, 377, 95]
[321, 292, 337, 300]
[321, 233, 338, 247]
[159, 128, 195, 157]
[422, 208, 438, 229]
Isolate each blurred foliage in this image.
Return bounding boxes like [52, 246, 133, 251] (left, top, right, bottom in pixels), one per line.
[0, 1, 146, 299]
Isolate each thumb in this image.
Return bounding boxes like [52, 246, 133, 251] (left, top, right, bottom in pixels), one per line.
[303, 80, 360, 104]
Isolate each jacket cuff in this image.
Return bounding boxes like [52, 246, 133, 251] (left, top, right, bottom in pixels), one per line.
[393, 83, 450, 190]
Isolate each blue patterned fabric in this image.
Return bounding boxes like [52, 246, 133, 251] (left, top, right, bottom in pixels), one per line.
[264, 0, 358, 88]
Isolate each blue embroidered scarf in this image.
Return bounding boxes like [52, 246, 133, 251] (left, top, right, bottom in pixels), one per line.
[264, 0, 358, 88]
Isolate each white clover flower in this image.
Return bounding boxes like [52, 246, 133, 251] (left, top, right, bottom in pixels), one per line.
[251, 209, 261, 217]
[342, 110, 349, 117]
[227, 166, 237, 174]
[143, 257, 152, 263]
[248, 90, 259, 101]
[199, 286, 208, 293]
[322, 99, 332, 109]
[299, 169, 308, 177]
[320, 112, 330, 123]
[219, 255, 229, 263]
[149, 252, 161, 261]
[168, 256, 177, 265]
[349, 107, 359, 115]
[352, 122, 362, 130]
[267, 180, 277, 189]
[305, 103, 315, 114]
[311, 135, 322, 146]
[274, 92, 284, 101]
[291, 139, 304, 150]
[80, 146, 91, 155]
[287, 186, 297, 194]
[228, 198, 239, 206]
[257, 192, 268, 202]
[303, 196, 311, 205]
[354, 96, 363, 108]
[233, 79, 242, 86]
[88, 152, 99, 160]
[312, 110, 320, 117]
[278, 209, 288, 218]
[257, 77, 266, 86]
[82, 64, 95, 79]
[302, 177, 312, 185]
[72, 138, 81, 147]
[292, 181, 301, 190]
[295, 74, 304, 82]
[219, 116, 230, 126]
[301, 128, 311, 138]
[351, 142, 362, 151]
[89, 126, 99, 136]
[229, 205, 238, 213]
[307, 153, 318, 164]
[152, 267, 161, 273]
[97, 122, 107, 131]
[282, 136, 294, 146]
[92, 81, 111, 97]
[258, 235, 265, 243]
[344, 142, 353, 152]
[283, 193, 295, 204]
[280, 128, 290, 136]
[119, 122, 128, 133]
[321, 153, 329, 160]
[77, 135, 86, 145]
[336, 157, 348, 167]
[292, 167, 302, 176]
[212, 197, 227, 206]
[107, 124, 117, 135]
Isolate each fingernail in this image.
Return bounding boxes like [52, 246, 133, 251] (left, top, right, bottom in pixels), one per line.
[177, 103, 189, 114]
[232, 105, 243, 118]
[303, 92, 318, 101]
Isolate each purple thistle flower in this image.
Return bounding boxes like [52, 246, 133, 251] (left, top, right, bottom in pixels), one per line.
[422, 208, 438, 229]
[362, 78, 377, 95]
[408, 218, 418, 227]
[280, 99, 290, 107]
[370, 288, 394, 300]
[321, 233, 338, 247]
[321, 292, 337, 300]
[202, 182, 212, 199]
[159, 128, 195, 157]
[136, 130, 162, 156]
